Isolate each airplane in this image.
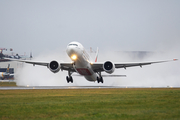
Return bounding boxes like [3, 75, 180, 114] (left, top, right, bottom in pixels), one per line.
[7, 41, 178, 83]
[0, 64, 14, 80]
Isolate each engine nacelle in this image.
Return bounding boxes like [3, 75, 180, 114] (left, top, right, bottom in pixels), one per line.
[103, 61, 115, 74]
[48, 61, 61, 73]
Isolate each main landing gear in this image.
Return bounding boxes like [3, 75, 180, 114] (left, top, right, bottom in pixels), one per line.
[97, 76, 103, 83]
[66, 76, 73, 83]
[66, 71, 73, 83]
[97, 72, 103, 83]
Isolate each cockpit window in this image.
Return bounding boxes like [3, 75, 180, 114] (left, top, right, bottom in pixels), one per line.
[68, 44, 78, 46]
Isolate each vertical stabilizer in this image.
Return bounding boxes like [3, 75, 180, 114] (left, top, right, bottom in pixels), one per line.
[30, 52, 33, 60]
[95, 47, 99, 62]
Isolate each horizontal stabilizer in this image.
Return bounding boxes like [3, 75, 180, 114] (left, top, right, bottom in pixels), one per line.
[101, 75, 126, 77]
[73, 74, 126, 77]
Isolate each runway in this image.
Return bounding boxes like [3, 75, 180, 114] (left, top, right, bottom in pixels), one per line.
[0, 85, 179, 90]
[0, 80, 179, 90]
[0, 86, 129, 90]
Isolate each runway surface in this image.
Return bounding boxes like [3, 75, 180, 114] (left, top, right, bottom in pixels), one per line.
[0, 80, 179, 90]
[0, 86, 179, 90]
[0, 86, 137, 90]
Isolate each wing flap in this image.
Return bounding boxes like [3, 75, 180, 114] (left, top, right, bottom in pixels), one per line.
[91, 63, 103, 72]
[60, 63, 76, 72]
[102, 75, 126, 77]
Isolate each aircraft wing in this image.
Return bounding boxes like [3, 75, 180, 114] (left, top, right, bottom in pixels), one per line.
[6, 58, 177, 73]
[5, 58, 49, 66]
[92, 59, 178, 72]
[5, 58, 76, 72]
[60, 63, 76, 72]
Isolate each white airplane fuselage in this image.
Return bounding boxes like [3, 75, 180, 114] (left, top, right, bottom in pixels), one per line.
[66, 42, 98, 81]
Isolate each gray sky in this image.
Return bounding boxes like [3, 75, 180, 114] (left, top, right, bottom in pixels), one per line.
[1, 0, 180, 56]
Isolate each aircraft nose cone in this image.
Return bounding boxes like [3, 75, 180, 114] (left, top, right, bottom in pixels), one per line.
[66, 46, 75, 56]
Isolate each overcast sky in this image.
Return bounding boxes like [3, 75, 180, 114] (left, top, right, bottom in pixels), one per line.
[1, 0, 180, 56]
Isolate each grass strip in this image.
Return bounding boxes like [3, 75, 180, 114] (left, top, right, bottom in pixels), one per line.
[0, 88, 180, 120]
[0, 82, 16, 87]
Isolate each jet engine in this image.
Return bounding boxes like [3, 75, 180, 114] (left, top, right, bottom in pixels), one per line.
[103, 61, 115, 74]
[48, 61, 61, 73]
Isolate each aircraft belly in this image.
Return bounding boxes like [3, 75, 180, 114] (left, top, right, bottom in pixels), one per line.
[84, 73, 98, 81]
[75, 60, 92, 76]
[74, 54, 98, 81]
[74, 63, 98, 81]
[76, 68, 92, 75]
[75, 68, 97, 81]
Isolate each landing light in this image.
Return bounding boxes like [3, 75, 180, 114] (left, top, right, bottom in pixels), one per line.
[71, 54, 77, 60]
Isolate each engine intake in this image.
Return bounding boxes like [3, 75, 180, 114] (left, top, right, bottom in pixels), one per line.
[48, 61, 61, 73]
[103, 61, 115, 74]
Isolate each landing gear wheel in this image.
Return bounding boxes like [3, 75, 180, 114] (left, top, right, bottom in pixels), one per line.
[66, 76, 70, 83]
[97, 77, 103, 83]
[100, 77, 103, 83]
[66, 76, 73, 83]
[70, 76, 73, 83]
[97, 77, 100, 83]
